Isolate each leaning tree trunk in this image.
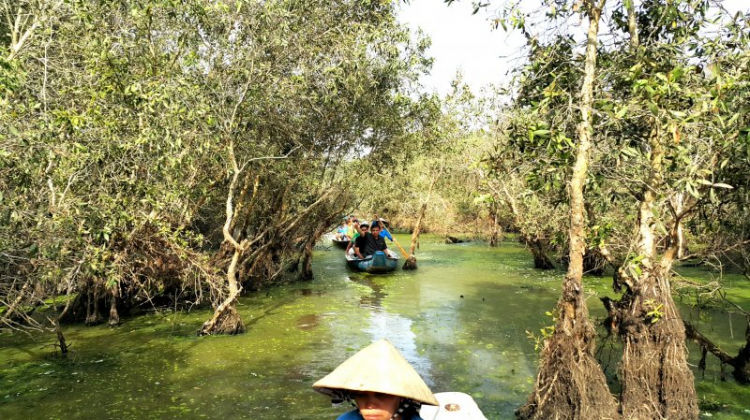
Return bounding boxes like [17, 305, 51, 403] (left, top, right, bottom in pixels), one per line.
[525, 237, 555, 270]
[684, 319, 750, 384]
[403, 201, 426, 270]
[517, 1, 618, 419]
[198, 140, 246, 336]
[500, 187, 554, 270]
[404, 169, 440, 270]
[198, 247, 245, 335]
[615, 124, 698, 420]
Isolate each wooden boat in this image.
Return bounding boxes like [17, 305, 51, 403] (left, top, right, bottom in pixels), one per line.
[331, 237, 350, 249]
[420, 392, 488, 420]
[345, 250, 399, 273]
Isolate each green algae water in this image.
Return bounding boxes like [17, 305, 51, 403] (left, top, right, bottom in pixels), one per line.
[1, 235, 749, 420]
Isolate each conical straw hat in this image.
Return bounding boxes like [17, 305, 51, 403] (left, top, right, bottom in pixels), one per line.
[313, 339, 439, 406]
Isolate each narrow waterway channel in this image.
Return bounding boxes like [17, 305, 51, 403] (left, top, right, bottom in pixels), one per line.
[1, 235, 749, 419]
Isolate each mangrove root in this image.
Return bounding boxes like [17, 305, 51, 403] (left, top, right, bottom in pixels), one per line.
[684, 320, 750, 384]
[402, 256, 418, 270]
[516, 316, 619, 420]
[198, 302, 245, 336]
[445, 235, 467, 244]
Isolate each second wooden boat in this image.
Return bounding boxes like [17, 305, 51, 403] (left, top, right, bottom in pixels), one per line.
[331, 238, 350, 250]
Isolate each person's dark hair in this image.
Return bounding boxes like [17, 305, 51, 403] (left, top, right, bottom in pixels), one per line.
[371, 221, 380, 229]
[359, 223, 369, 228]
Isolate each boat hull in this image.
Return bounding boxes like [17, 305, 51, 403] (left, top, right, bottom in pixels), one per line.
[331, 238, 350, 249]
[346, 251, 399, 273]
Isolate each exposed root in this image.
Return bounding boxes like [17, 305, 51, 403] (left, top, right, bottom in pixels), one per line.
[517, 324, 619, 420]
[197, 302, 245, 336]
[402, 256, 418, 270]
[685, 319, 750, 384]
[615, 273, 698, 420]
[518, 279, 619, 420]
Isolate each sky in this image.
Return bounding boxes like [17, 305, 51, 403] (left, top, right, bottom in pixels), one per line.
[397, 0, 749, 97]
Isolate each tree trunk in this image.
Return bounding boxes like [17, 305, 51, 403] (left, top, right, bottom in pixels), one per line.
[49, 317, 68, 356]
[108, 287, 120, 327]
[625, 0, 639, 49]
[500, 184, 552, 270]
[607, 7, 698, 416]
[85, 284, 103, 325]
[489, 203, 501, 247]
[614, 125, 698, 420]
[583, 247, 606, 276]
[735, 324, 750, 384]
[300, 242, 316, 280]
[527, 237, 555, 270]
[670, 193, 688, 259]
[618, 269, 697, 419]
[518, 2, 618, 419]
[199, 140, 246, 336]
[405, 170, 440, 270]
[404, 201, 426, 270]
[198, 249, 245, 335]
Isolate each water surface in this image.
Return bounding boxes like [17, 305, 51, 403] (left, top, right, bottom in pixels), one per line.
[1, 236, 748, 419]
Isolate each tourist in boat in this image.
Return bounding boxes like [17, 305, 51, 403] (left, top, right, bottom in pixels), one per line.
[345, 216, 357, 239]
[374, 217, 393, 241]
[346, 222, 368, 255]
[313, 339, 438, 420]
[354, 221, 387, 259]
[336, 219, 348, 241]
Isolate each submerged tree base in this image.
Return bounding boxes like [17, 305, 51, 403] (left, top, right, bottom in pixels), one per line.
[197, 305, 245, 336]
[403, 256, 418, 270]
[604, 272, 699, 419]
[516, 324, 619, 420]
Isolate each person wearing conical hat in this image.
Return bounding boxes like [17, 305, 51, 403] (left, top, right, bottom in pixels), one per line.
[314, 339, 438, 420]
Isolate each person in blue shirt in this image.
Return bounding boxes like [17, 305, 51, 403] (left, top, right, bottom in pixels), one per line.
[373, 218, 393, 241]
[313, 339, 438, 420]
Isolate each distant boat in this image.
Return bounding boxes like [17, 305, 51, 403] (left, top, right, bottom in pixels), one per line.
[331, 237, 350, 249]
[346, 250, 399, 273]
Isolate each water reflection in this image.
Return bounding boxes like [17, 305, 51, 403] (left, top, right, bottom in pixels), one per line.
[350, 276, 388, 308]
[349, 274, 434, 387]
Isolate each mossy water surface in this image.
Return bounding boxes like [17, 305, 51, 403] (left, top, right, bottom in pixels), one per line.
[1, 236, 748, 419]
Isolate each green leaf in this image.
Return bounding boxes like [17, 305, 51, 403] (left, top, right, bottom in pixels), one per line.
[669, 110, 687, 118]
[712, 182, 734, 189]
[685, 182, 700, 198]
